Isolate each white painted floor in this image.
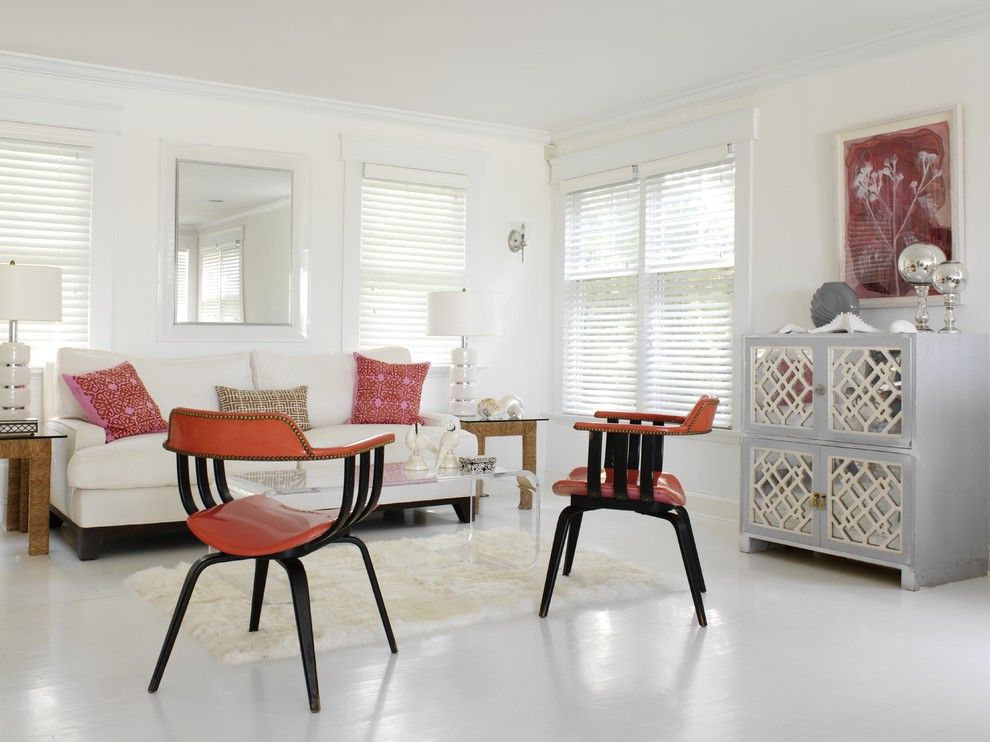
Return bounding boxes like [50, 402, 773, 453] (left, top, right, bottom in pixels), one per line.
[3, 489, 990, 742]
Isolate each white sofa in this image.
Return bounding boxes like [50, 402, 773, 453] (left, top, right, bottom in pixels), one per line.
[43, 347, 477, 559]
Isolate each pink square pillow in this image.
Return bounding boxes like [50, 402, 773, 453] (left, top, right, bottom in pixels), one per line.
[63, 362, 167, 442]
[351, 353, 430, 425]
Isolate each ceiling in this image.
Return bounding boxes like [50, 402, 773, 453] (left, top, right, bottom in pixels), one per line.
[1, 1, 988, 133]
[177, 162, 290, 227]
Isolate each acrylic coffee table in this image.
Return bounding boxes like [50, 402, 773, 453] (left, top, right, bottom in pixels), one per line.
[230, 462, 541, 569]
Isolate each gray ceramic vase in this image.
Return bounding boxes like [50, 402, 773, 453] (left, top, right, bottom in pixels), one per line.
[810, 282, 860, 328]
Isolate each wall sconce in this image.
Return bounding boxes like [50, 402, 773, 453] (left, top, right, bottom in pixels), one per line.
[507, 223, 526, 263]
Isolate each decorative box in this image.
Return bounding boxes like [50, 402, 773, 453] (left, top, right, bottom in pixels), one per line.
[458, 455, 496, 473]
[0, 419, 38, 436]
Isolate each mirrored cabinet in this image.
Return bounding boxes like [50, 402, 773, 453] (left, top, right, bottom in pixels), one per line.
[740, 333, 988, 589]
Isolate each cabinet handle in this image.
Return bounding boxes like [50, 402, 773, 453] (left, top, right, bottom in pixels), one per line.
[811, 492, 827, 509]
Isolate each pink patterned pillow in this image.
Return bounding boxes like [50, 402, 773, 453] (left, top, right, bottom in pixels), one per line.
[63, 362, 167, 442]
[350, 353, 430, 425]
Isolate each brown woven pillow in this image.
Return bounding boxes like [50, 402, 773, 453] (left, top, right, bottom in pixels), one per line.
[215, 385, 312, 431]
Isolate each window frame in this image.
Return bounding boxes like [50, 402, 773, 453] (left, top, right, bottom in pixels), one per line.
[0, 121, 113, 368]
[340, 137, 486, 369]
[551, 113, 755, 434]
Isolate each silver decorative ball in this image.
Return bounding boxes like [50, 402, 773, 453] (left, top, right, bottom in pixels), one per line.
[931, 261, 968, 295]
[897, 242, 946, 285]
[810, 282, 860, 328]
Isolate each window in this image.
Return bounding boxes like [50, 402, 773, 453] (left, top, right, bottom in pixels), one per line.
[562, 151, 735, 427]
[357, 166, 467, 364]
[197, 229, 243, 322]
[0, 135, 93, 364]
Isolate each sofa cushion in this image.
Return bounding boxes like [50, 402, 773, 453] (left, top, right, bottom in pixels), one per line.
[56, 348, 254, 421]
[251, 347, 411, 427]
[216, 385, 312, 430]
[66, 432, 295, 490]
[351, 353, 430, 425]
[63, 362, 167, 442]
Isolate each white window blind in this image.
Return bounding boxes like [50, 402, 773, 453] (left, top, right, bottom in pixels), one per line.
[175, 247, 190, 323]
[198, 235, 243, 322]
[643, 159, 735, 427]
[359, 172, 466, 364]
[561, 179, 640, 412]
[562, 154, 735, 427]
[0, 136, 92, 364]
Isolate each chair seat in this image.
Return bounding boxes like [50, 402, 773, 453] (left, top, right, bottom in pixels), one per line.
[187, 495, 337, 557]
[552, 467, 686, 506]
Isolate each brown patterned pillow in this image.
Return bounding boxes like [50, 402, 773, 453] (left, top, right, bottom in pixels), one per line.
[215, 385, 312, 431]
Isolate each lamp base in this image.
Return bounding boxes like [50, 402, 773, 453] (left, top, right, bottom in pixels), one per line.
[449, 346, 478, 416]
[0, 340, 31, 421]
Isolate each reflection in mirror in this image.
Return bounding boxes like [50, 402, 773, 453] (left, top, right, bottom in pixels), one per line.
[175, 161, 292, 324]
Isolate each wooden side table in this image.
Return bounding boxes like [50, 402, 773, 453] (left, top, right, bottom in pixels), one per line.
[2, 427, 66, 556]
[459, 417, 547, 509]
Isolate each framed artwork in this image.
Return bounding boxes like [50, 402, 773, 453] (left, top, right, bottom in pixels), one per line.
[836, 106, 964, 306]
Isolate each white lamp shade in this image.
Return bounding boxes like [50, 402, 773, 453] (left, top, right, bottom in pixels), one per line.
[427, 290, 502, 337]
[0, 263, 62, 321]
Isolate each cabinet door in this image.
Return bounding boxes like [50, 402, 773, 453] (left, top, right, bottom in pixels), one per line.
[822, 446, 912, 566]
[825, 338, 913, 449]
[742, 439, 820, 547]
[746, 342, 818, 439]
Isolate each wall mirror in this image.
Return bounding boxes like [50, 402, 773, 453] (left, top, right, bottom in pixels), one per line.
[159, 143, 310, 342]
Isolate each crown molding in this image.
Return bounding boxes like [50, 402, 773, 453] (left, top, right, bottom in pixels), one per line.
[0, 50, 551, 144]
[551, 8, 990, 145]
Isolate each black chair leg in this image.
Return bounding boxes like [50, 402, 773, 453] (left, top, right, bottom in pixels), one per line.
[249, 559, 269, 632]
[665, 511, 707, 627]
[676, 507, 706, 593]
[278, 558, 321, 713]
[540, 505, 576, 618]
[562, 512, 583, 576]
[340, 535, 398, 654]
[148, 552, 230, 693]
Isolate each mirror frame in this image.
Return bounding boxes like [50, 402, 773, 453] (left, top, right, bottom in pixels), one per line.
[158, 141, 310, 342]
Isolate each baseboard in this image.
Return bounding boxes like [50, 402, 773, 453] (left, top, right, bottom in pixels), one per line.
[685, 491, 739, 524]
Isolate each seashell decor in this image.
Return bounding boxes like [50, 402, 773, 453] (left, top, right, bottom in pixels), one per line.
[498, 395, 524, 420]
[476, 397, 501, 418]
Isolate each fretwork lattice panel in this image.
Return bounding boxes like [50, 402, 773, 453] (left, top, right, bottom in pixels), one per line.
[828, 456, 903, 553]
[829, 348, 903, 437]
[751, 346, 815, 429]
[750, 447, 814, 535]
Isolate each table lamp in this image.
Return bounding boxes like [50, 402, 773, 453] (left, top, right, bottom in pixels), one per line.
[426, 289, 501, 416]
[0, 261, 62, 429]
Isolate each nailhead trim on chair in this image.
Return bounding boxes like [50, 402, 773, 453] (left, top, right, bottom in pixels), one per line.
[163, 408, 394, 461]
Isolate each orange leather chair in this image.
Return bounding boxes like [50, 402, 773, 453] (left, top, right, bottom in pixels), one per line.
[541, 396, 719, 627]
[147, 408, 396, 712]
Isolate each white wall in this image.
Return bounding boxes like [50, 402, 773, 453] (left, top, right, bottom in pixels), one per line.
[0, 65, 552, 424]
[547, 28, 990, 519]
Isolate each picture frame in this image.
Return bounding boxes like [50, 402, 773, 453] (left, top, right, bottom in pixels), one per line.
[835, 106, 964, 307]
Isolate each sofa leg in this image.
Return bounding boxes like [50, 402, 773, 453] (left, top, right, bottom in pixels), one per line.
[49, 509, 64, 529]
[451, 498, 472, 523]
[64, 525, 104, 561]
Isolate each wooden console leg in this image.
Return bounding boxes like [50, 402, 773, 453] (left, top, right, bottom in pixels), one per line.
[27, 446, 52, 555]
[5, 459, 22, 532]
[520, 425, 536, 510]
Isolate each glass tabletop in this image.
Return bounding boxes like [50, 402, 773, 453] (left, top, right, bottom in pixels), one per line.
[0, 423, 68, 440]
[458, 416, 549, 424]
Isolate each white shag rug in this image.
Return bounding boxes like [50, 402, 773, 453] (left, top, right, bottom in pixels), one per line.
[125, 529, 678, 665]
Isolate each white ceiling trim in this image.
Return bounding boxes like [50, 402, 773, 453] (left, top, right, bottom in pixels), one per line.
[0, 49, 550, 144]
[551, 7, 990, 145]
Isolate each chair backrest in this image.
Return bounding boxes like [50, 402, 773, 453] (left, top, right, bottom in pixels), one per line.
[164, 408, 389, 537]
[164, 408, 313, 461]
[682, 395, 719, 434]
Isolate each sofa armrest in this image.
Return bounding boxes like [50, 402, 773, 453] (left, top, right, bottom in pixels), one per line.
[420, 410, 462, 431]
[48, 418, 106, 453]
